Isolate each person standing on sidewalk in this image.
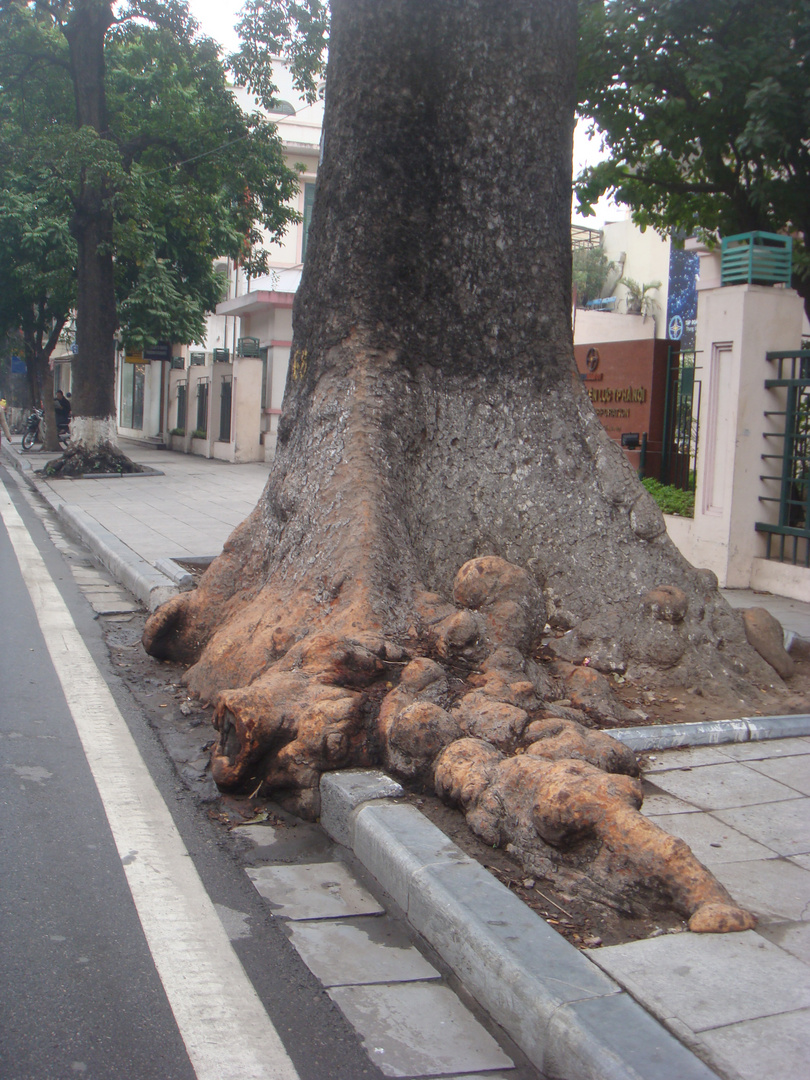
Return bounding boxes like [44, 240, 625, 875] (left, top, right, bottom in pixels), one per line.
[0, 397, 12, 442]
[54, 390, 71, 427]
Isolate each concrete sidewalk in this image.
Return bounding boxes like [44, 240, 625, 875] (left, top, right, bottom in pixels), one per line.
[0, 436, 270, 608]
[2, 432, 809, 1080]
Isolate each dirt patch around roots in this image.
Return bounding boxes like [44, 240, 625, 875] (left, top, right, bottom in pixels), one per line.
[607, 636, 810, 726]
[102, 610, 810, 952]
[39, 443, 147, 478]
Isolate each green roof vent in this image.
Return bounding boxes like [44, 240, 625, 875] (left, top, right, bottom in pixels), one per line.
[720, 232, 792, 287]
[237, 337, 261, 358]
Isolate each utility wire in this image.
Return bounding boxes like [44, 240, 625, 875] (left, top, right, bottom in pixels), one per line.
[139, 132, 251, 176]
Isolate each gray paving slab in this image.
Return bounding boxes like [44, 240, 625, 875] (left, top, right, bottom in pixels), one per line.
[744, 754, 810, 796]
[792, 853, 810, 871]
[246, 862, 385, 919]
[640, 786, 701, 816]
[715, 796, 810, 856]
[642, 746, 735, 772]
[327, 981, 514, 1078]
[85, 593, 141, 615]
[723, 586, 810, 642]
[646, 811, 775, 865]
[434, 1075, 516, 1080]
[757, 920, 810, 964]
[588, 930, 810, 1031]
[230, 821, 333, 861]
[648, 760, 803, 810]
[718, 735, 810, 760]
[285, 915, 440, 987]
[710, 857, 810, 921]
[695, 1008, 810, 1080]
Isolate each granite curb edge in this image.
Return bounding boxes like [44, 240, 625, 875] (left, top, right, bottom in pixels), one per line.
[320, 770, 720, 1080]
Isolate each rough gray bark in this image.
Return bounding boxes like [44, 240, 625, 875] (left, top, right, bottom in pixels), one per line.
[64, 0, 118, 447]
[143, 0, 787, 932]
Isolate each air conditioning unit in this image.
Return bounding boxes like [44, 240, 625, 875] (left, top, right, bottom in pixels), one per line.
[213, 348, 230, 362]
[190, 352, 206, 366]
[170, 356, 185, 370]
[237, 337, 261, 358]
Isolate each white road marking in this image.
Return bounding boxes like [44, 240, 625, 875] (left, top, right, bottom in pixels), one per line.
[0, 485, 300, 1080]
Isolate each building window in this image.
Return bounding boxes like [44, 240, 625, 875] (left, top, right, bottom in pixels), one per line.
[302, 181, 316, 263]
[120, 363, 145, 429]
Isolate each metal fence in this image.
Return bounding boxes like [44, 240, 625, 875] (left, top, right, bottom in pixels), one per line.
[756, 350, 810, 566]
[660, 348, 701, 491]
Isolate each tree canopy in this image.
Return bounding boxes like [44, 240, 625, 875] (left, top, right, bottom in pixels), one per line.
[576, 0, 810, 316]
[230, 0, 329, 108]
[0, 0, 301, 450]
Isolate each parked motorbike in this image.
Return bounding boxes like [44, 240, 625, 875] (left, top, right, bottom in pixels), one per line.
[21, 407, 70, 451]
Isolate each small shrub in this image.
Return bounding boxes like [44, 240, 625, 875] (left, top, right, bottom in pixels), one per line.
[642, 477, 695, 518]
[191, 428, 207, 440]
[169, 427, 185, 436]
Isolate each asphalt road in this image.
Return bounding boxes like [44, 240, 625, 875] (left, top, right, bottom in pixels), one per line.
[0, 464, 383, 1080]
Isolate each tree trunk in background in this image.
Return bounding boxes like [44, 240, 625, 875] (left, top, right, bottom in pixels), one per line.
[23, 326, 60, 450]
[144, 0, 791, 932]
[64, 0, 118, 451]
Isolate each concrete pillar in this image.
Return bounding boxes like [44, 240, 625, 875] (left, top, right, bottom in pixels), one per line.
[231, 357, 263, 463]
[682, 258, 804, 587]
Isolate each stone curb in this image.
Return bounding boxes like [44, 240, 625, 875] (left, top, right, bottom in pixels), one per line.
[56, 504, 177, 611]
[1, 438, 177, 611]
[320, 770, 720, 1080]
[605, 713, 810, 751]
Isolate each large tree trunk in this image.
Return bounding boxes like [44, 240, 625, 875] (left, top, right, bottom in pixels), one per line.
[64, 0, 119, 453]
[144, 0, 789, 932]
[23, 322, 62, 450]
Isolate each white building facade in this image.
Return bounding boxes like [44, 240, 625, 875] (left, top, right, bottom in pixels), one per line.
[117, 64, 324, 463]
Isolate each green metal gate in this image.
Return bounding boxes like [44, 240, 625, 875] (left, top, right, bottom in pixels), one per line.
[661, 347, 700, 490]
[756, 350, 810, 566]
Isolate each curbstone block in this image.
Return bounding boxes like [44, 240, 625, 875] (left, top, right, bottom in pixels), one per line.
[744, 713, 810, 740]
[407, 858, 619, 1070]
[57, 505, 176, 611]
[154, 557, 196, 591]
[544, 993, 720, 1080]
[319, 769, 404, 848]
[606, 719, 750, 751]
[319, 767, 723, 1080]
[352, 801, 475, 912]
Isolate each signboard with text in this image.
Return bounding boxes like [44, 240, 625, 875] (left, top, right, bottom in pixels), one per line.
[574, 338, 672, 480]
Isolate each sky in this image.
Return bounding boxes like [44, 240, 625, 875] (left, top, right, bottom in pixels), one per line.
[188, 0, 241, 52]
[187, 0, 618, 227]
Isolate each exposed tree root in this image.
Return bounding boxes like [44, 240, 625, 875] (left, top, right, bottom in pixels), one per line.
[40, 441, 144, 477]
[144, 548, 791, 933]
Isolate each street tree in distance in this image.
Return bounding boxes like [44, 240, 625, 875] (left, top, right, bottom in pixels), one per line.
[0, 6, 77, 446]
[0, 154, 76, 448]
[0, 0, 300, 467]
[576, 0, 810, 317]
[144, 0, 800, 932]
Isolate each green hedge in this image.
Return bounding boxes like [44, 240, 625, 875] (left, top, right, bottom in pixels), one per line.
[642, 477, 695, 518]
